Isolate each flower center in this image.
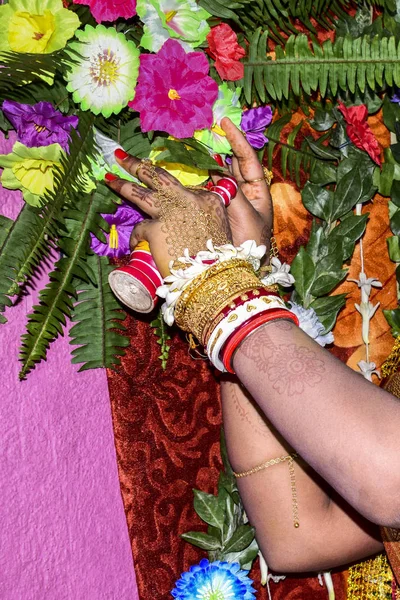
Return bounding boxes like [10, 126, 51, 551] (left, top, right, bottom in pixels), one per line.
[109, 224, 119, 249]
[168, 89, 181, 100]
[211, 123, 226, 136]
[165, 10, 177, 22]
[203, 592, 224, 600]
[34, 123, 47, 133]
[90, 49, 120, 87]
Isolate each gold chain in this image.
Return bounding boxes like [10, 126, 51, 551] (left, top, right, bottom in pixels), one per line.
[233, 452, 300, 529]
[381, 337, 400, 378]
[145, 159, 228, 258]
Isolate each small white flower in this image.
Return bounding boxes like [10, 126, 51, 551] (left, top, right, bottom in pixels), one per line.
[349, 272, 382, 304]
[289, 302, 334, 347]
[261, 257, 295, 288]
[354, 300, 380, 345]
[358, 360, 380, 382]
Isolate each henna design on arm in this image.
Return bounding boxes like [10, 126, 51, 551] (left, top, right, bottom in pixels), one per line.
[224, 381, 273, 439]
[239, 322, 326, 397]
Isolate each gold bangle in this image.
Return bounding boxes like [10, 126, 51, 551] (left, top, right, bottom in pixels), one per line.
[233, 452, 300, 529]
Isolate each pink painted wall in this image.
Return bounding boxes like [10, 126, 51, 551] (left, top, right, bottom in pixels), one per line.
[0, 133, 139, 599]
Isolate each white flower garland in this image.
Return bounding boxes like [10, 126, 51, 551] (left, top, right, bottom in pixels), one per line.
[157, 239, 293, 326]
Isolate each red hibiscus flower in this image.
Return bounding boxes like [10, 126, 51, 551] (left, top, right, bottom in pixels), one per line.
[206, 23, 246, 81]
[338, 102, 381, 166]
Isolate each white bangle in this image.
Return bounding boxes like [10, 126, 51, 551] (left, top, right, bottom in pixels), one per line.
[207, 296, 289, 372]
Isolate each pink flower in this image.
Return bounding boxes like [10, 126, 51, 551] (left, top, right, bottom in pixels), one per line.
[72, 0, 136, 23]
[129, 39, 218, 138]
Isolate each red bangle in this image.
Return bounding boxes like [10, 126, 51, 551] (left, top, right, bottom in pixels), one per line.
[221, 309, 299, 374]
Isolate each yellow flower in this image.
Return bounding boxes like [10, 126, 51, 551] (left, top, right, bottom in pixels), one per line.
[0, 0, 80, 54]
[149, 147, 209, 187]
[0, 142, 63, 206]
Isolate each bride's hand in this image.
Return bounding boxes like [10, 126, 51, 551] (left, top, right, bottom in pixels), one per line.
[220, 117, 273, 249]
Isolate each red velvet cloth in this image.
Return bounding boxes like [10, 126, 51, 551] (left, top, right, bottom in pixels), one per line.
[106, 314, 348, 598]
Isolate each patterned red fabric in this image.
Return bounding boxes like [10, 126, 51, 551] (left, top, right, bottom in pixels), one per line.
[106, 313, 349, 598]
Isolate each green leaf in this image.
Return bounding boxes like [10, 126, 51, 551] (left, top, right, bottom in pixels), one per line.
[379, 162, 396, 197]
[383, 308, 400, 337]
[223, 524, 255, 554]
[310, 294, 347, 333]
[308, 107, 336, 131]
[181, 531, 222, 551]
[302, 182, 334, 221]
[290, 247, 316, 305]
[383, 94, 400, 133]
[18, 183, 116, 378]
[306, 137, 339, 159]
[69, 254, 129, 371]
[151, 137, 222, 171]
[331, 166, 364, 220]
[0, 215, 13, 248]
[310, 161, 337, 185]
[329, 213, 369, 260]
[310, 268, 347, 297]
[306, 220, 329, 263]
[193, 489, 225, 530]
[391, 179, 400, 208]
[223, 538, 259, 570]
[387, 236, 400, 261]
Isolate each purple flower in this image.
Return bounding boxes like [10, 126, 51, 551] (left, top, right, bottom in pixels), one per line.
[1, 100, 79, 151]
[90, 201, 143, 259]
[391, 89, 400, 104]
[241, 105, 273, 149]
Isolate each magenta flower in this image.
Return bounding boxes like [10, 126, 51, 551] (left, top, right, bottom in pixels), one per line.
[129, 39, 218, 138]
[91, 201, 143, 258]
[2, 100, 78, 152]
[73, 0, 137, 23]
[241, 106, 273, 149]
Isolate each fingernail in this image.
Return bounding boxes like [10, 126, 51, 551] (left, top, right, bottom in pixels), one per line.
[213, 154, 224, 167]
[114, 148, 129, 160]
[105, 172, 118, 182]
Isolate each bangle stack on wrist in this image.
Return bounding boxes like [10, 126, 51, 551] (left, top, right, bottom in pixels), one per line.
[157, 239, 298, 373]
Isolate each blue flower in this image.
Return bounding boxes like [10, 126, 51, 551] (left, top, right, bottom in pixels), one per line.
[171, 559, 256, 600]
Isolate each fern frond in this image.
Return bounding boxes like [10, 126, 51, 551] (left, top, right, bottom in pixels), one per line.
[245, 33, 400, 102]
[70, 254, 129, 371]
[201, 0, 394, 41]
[0, 112, 96, 321]
[19, 185, 119, 379]
[0, 51, 65, 96]
[266, 115, 337, 186]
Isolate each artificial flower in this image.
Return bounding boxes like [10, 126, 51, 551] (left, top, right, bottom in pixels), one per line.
[206, 23, 246, 81]
[158, 239, 267, 325]
[337, 102, 381, 166]
[90, 201, 143, 258]
[2, 100, 78, 152]
[241, 106, 273, 149]
[129, 39, 218, 138]
[171, 559, 256, 600]
[91, 129, 141, 182]
[349, 271, 382, 345]
[149, 147, 209, 186]
[0, 141, 63, 206]
[358, 360, 381, 382]
[137, 0, 211, 53]
[65, 25, 140, 118]
[194, 83, 242, 154]
[289, 301, 334, 347]
[0, 0, 80, 54]
[73, 0, 136, 23]
[261, 257, 294, 288]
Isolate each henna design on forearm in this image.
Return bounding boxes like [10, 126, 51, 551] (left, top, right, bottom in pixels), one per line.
[239, 322, 325, 396]
[224, 381, 272, 439]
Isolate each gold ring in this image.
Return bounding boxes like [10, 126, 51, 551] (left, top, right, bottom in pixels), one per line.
[133, 158, 152, 180]
[244, 167, 273, 185]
